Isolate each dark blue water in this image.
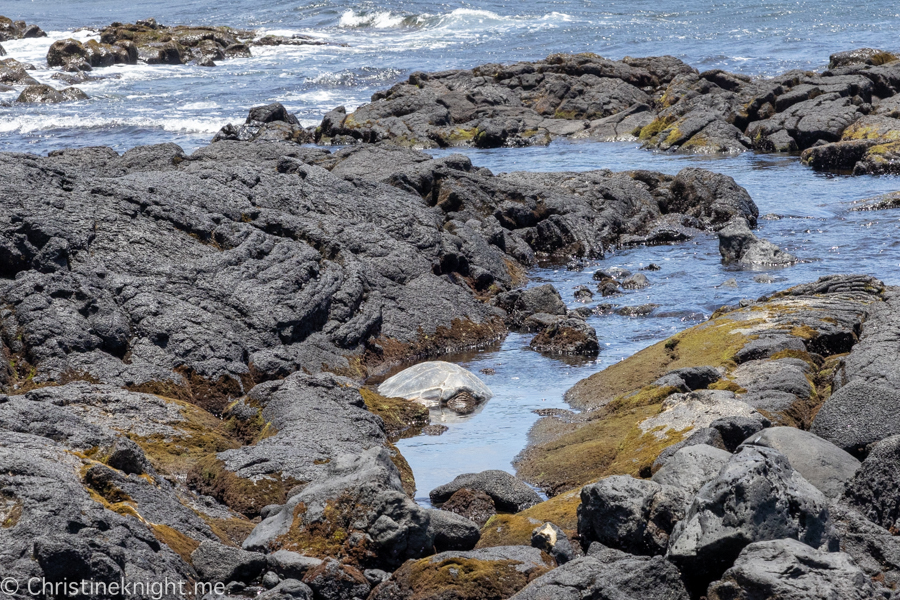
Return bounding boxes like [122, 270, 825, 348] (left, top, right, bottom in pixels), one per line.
[3, 1, 900, 153]
[3, 0, 900, 498]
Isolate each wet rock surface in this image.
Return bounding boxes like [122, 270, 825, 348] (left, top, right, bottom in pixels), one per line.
[0, 16, 46, 42]
[44, 19, 336, 72]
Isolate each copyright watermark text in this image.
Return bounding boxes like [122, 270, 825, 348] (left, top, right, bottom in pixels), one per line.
[1, 577, 225, 598]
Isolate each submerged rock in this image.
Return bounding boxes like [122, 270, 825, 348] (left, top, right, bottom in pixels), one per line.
[718, 218, 798, 266]
[529, 317, 600, 355]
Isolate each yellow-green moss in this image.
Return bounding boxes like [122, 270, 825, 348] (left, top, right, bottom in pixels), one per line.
[0, 492, 22, 529]
[275, 494, 373, 563]
[151, 523, 201, 564]
[400, 556, 550, 597]
[568, 315, 758, 410]
[477, 488, 581, 548]
[516, 402, 686, 495]
[638, 115, 676, 142]
[446, 128, 476, 142]
[790, 324, 820, 340]
[185, 455, 300, 518]
[607, 385, 679, 412]
[663, 126, 684, 147]
[708, 379, 747, 393]
[359, 388, 429, 441]
[201, 516, 256, 547]
[841, 121, 900, 142]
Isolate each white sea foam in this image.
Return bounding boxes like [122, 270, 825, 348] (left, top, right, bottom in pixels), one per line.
[338, 10, 412, 29]
[0, 115, 226, 135]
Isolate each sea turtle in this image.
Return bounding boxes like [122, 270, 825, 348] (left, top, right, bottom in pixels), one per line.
[378, 361, 493, 414]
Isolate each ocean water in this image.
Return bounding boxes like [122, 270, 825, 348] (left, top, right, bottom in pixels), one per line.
[3, 1, 900, 153]
[3, 1, 900, 500]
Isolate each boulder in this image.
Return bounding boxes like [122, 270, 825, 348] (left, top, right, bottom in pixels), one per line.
[492, 284, 567, 328]
[830, 501, 900, 588]
[578, 475, 691, 556]
[651, 444, 731, 495]
[621, 272, 650, 289]
[266, 551, 323, 580]
[652, 427, 728, 474]
[529, 317, 600, 355]
[707, 539, 889, 600]
[258, 578, 313, 600]
[378, 361, 493, 410]
[531, 522, 579, 565]
[710, 415, 770, 452]
[0, 16, 45, 41]
[653, 366, 721, 392]
[440, 488, 497, 526]
[246, 102, 300, 126]
[638, 390, 763, 440]
[243, 448, 433, 570]
[369, 546, 554, 600]
[430, 470, 541, 513]
[15, 84, 88, 104]
[191, 540, 266, 583]
[812, 380, 900, 455]
[427, 508, 480, 551]
[718, 218, 798, 266]
[301, 558, 370, 600]
[843, 434, 900, 531]
[667, 446, 839, 588]
[739, 427, 860, 498]
[510, 554, 689, 600]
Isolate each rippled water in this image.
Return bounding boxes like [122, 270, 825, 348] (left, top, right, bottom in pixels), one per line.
[3, 1, 900, 500]
[3, 1, 900, 152]
[398, 142, 900, 499]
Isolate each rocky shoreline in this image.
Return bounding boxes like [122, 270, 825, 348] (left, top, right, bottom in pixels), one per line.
[1, 133, 898, 599]
[305, 48, 900, 176]
[2, 15, 900, 599]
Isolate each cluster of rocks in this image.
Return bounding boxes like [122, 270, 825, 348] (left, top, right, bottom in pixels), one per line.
[0, 15, 45, 42]
[3, 96, 900, 595]
[0, 132, 778, 597]
[0, 19, 88, 104]
[489, 274, 900, 599]
[43, 17, 335, 73]
[312, 48, 900, 176]
[0, 134, 759, 390]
